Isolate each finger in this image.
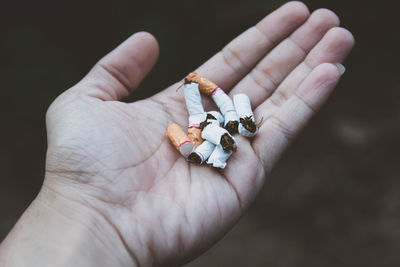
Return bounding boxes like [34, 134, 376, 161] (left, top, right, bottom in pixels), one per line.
[257, 27, 354, 118]
[156, 1, 310, 102]
[253, 63, 341, 171]
[196, 1, 310, 90]
[77, 32, 159, 101]
[229, 8, 340, 106]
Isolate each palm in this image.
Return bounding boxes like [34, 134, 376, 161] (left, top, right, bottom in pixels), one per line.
[44, 2, 354, 266]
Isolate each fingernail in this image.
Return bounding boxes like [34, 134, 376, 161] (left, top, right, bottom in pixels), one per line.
[335, 63, 346, 76]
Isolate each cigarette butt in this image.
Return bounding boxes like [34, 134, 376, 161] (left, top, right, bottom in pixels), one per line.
[207, 144, 232, 169]
[202, 124, 237, 151]
[185, 72, 218, 96]
[188, 140, 215, 164]
[233, 94, 258, 137]
[167, 123, 194, 158]
[188, 127, 204, 148]
[211, 88, 239, 134]
[184, 82, 205, 116]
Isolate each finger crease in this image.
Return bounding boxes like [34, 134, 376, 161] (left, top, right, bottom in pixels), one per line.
[254, 67, 279, 90]
[98, 61, 140, 97]
[221, 46, 247, 78]
[287, 37, 308, 57]
[269, 114, 295, 142]
[294, 92, 317, 114]
[254, 25, 277, 47]
[269, 90, 288, 108]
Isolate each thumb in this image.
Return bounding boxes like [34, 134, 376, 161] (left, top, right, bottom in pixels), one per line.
[78, 31, 159, 101]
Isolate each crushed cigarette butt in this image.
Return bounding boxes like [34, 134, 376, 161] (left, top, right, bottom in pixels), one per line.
[211, 88, 239, 134]
[166, 123, 194, 158]
[188, 140, 215, 164]
[207, 144, 232, 169]
[188, 127, 203, 148]
[233, 93, 258, 137]
[201, 124, 237, 152]
[167, 73, 259, 168]
[184, 82, 206, 147]
[199, 113, 216, 130]
[185, 72, 218, 96]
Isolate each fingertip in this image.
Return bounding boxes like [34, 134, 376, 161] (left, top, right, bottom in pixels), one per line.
[326, 27, 355, 49]
[256, 1, 310, 45]
[133, 31, 160, 59]
[280, 1, 310, 24]
[282, 1, 310, 18]
[310, 8, 340, 28]
[296, 63, 341, 110]
[80, 31, 161, 101]
[126, 31, 160, 68]
[314, 62, 342, 81]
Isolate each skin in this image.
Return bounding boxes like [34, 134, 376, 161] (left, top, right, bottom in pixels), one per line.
[0, 2, 354, 267]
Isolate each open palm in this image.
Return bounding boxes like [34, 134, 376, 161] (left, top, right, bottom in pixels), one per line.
[44, 2, 354, 266]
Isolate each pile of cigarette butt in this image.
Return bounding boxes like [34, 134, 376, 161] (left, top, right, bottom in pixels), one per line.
[166, 72, 258, 169]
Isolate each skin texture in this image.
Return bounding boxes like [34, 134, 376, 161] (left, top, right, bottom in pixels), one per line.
[0, 2, 354, 267]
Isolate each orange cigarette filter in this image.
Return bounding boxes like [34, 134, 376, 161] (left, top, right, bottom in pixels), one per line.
[167, 123, 194, 158]
[185, 72, 218, 96]
[188, 127, 203, 148]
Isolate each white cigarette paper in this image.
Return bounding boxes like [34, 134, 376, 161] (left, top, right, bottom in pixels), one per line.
[192, 140, 215, 163]
[189, 113, 207, 128]
[211, 88, 238, 127]
[233, 93, 258, 137]
[184, 82, 204, 116]
[207, 144, 232, 169]
[206, 111, 224, 126]
[201, 124, 233, 146]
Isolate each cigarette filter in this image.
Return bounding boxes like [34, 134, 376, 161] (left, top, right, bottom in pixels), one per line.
[184, 82, 204, 116]
[188, 113, 206, 147]
[185, 72, 218, 96]
[202, 124, 237, 151]
[188, 127, 203, 148]
[211, 88, 239, 134]
[166, 123, 194, 158]
[207, 144, 233, 169]
[233, 94, 258, 137]
[188, 140, 216, 164]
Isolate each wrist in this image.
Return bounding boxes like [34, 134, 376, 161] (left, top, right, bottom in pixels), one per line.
[0, 182, 137, 267]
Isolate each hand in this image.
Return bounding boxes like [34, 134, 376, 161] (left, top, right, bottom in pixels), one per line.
[1, 2, 354, 266]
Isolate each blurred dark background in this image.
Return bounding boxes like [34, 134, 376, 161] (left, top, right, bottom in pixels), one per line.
[1, 0, 399, 266]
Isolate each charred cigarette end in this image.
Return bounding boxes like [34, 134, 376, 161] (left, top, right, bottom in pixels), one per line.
[199, 121, 210, 130]
[233, 93, 258, 137]
[188, 152, 202, 164]
[240, 116, 257, 133]
[199, 113, 217, 130]
[220, 133, 237, 151]
[184, 72, 218, 96]
[225, 121, 239, 135]
[188, 127, 204, 148]
[166, 123, 194, 158]
[206, 113, 217, 120]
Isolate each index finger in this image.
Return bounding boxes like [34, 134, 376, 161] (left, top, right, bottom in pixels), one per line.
[155, 1, 310, 103]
